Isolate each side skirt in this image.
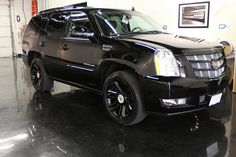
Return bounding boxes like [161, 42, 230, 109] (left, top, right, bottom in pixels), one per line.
[49, 76, 102, 95]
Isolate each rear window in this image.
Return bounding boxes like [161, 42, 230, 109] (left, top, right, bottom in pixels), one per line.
[28, 16, 44, 32]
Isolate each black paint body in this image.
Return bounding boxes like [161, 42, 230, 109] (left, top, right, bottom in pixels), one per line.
[22, 8, 229, 115]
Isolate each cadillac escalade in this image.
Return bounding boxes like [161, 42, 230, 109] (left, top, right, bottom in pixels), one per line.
[22, 3, 229, 125]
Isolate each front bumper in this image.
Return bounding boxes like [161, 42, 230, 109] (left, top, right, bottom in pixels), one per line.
[141, 70, 230, 115]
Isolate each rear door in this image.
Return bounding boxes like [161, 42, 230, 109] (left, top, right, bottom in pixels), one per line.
[42, 12, 70, 80]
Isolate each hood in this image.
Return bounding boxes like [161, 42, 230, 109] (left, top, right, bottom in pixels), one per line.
[119, 33, 220, 50]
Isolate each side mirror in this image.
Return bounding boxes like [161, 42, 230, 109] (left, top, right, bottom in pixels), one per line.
[70, 26, 94, 38]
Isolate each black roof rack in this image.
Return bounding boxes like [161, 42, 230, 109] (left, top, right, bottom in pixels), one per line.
[39, 2, 88, 14]
[64, 2, 87, 8]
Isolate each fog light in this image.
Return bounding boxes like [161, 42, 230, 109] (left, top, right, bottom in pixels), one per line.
[162, 98, 187, 107]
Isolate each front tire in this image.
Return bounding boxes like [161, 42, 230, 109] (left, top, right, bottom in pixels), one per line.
[30, 58, 53, 92]
[103, 71, 146, 126]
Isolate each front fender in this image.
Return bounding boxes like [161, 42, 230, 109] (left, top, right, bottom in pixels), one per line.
[99, 57, 156, 77]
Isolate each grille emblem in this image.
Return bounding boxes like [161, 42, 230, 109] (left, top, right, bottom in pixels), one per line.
[211, 59, 222, 70]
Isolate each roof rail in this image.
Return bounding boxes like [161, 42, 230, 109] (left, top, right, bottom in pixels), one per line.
[64, 2, 87, 9]
[39, 2, 88, 14]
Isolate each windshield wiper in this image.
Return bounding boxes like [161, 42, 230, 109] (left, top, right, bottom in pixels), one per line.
[119, 30, 163, 35]
[144, 30, 163, 34]
[119, 31, 145, 35]
[109, 30, 163, 37]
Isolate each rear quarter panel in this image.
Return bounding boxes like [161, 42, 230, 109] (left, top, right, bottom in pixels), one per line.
[22, 16, 44, 55]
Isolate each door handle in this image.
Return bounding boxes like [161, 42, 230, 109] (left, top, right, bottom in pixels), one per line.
[40, 41, 45, 47]
[62, 44, 69, 51]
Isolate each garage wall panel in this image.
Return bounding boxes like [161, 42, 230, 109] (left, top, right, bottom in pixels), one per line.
[0, 16, 10, 26]
[0, 4, 9, 15]
[0, 0, 8, 5]
[0, 37, 11, 46]
[0, 27, 11, 36]
[0, 48, 13, 57]
[0, 1, 12, 57]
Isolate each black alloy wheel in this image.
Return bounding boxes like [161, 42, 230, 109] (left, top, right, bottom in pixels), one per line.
[30, 58, 53, 92]
[31, 63, 43, 89]
[103, 71, 146, 126]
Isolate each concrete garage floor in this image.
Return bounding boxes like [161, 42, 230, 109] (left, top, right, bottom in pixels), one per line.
[0, 58, 235, 157]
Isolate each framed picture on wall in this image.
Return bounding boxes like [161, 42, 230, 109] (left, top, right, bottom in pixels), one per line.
[178, 1, 210, 28]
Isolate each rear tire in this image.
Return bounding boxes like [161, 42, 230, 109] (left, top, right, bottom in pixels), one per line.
[103, 71, 146, 126]
[30, 58, 53, 92]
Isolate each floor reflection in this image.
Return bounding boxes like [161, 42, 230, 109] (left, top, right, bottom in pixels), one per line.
[24, 89, 230, 157]
[0, 58, 234, 157]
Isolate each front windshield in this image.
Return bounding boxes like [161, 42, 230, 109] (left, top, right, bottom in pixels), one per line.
[93, 10, 163, 36]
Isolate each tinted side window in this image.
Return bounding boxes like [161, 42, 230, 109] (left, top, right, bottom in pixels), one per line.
[47, 13, 69, 37]
[28, 16, 44, 32]
[40, 19, 48, 32]
[67, 11, 93, 37]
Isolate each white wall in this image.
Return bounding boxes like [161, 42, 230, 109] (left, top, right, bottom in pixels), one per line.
[39, 0, 236, 47]
[10, 0, 32, 55]
[134, 0, 236, 46]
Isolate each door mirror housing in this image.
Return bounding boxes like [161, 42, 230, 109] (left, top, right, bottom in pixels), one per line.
[70, 26, 94, 38]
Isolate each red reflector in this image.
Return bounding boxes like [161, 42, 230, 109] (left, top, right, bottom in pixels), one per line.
[32, 0, 38, 16]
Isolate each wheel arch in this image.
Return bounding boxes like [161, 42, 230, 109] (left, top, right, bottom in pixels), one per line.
[99, 58, 140, 86]
[28, 51, 43, 66]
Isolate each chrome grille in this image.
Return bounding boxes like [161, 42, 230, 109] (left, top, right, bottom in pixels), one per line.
[186, 49, 226, 78]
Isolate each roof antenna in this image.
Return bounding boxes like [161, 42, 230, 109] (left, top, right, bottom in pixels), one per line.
[132, 7, 135, 11]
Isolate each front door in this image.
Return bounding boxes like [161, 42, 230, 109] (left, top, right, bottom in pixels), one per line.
[59, 11, 102, 88]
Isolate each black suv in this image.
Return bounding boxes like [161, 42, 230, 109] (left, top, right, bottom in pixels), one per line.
[22, 3, 229, 125]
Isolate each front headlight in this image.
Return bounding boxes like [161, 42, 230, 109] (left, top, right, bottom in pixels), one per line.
[154, 49, 180, 77]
